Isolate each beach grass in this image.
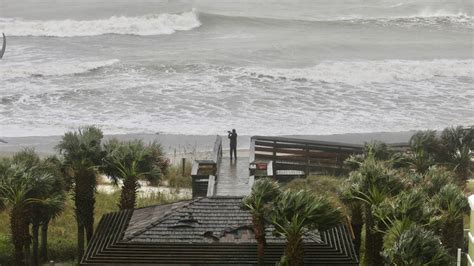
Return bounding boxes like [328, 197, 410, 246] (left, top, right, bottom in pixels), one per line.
[160, 160, 193, 190]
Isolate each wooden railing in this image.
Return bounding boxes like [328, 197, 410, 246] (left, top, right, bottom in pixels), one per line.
[191, 135, 222, 198]
[250, 136, 408, 180]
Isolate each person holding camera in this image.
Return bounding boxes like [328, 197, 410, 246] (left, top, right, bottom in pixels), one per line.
[228, 129, 238, 160]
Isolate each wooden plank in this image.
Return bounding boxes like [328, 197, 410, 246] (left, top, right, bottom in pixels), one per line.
[254, 141, 362, 154]
[252, 136, 365, 149]
[249, 138, 256, 163]
[274, 162, 342, 172]
[254, 146, 342, 158]
[255, 153, 340, 164]
[191, 161, 200, 175]
[207, 175, 216, 197]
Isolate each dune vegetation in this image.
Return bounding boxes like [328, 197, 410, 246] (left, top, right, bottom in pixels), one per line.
[242, 126, 473, 266]
[0, 126, 192, 265]
[0, 125, 472, 265]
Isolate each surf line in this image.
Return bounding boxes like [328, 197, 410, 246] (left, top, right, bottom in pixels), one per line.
[0, 33, 6, 59]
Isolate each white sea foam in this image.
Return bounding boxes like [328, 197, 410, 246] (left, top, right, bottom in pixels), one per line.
[201, 8, 472, 24]
[2, 59, 473, 137]
[244, 60, 474, 85]
[0, 10, 201, 37]
[0, 59, 119, 80]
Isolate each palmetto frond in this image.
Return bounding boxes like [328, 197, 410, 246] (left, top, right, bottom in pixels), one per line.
[382, 223, 450, 265]
[102, 138, 166, 210]
[271, 189, 342, 237]
[242, 178, 280, 216]
[431, 184, 469, 222]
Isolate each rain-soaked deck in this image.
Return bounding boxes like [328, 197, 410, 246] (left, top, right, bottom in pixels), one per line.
[215, 156, 251, 196]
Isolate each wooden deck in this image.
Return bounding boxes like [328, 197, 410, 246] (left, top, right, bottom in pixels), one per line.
[214, 157, 251, 196]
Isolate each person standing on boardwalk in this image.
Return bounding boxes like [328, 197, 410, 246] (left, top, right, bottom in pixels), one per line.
[228, 129, 238, 160]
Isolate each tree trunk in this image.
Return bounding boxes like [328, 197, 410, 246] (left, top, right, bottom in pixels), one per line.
[350, 204, 363, 257]
[455, 165, 469, 187]
[31, 223, 40, 266]
[285, 235, 304, 266]
[77, 221, 85, 263]
[252, 216, 266, 266]
[119, 177, 138, 210]
[40, 219, 49, 262]
[11, 207, 27, 266]
[442, 219, 465, 257]
[75, 169, 97, 256]
[86, 223, 94, 244]
[77, 223, 85, 263]
[364, 207, 384, 266]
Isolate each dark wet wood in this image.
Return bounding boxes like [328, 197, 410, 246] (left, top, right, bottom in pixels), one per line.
[215, 157, 251, 196]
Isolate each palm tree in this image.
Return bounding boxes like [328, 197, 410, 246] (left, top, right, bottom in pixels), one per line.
[345, 141, 394, 171]
[56, 126, 104, 261]
[0, 156, 54, 266]
[270, 190, 342, 266]
[391, 130, 440, 174]
[430, 183, 469, 256]
[102, 139, 166, 210]
[382, 223, 450, 265]
[344, 153, 404, 266]
[241, 178, 280, 266]
[339, 184, 363, 257]
[29, 156, 66, 265]
[439, 126, 473, 186]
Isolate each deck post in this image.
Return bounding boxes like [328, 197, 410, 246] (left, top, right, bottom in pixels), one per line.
[305, 144, 310, 177]
[467, 195, 474, 265]
[182, 158, 186, 176]
[273, 140, 277, 178]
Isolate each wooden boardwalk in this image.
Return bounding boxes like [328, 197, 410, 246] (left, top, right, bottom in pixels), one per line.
[215, 157, 251, 196]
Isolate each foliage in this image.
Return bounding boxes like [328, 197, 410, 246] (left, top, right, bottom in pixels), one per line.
[439, 126, 474, 185]
[242, 178, 281, 218]
[0, 191, 175, 264]
[242, 178, 281, 266]
[161, 161, 192, 189]
[343, 153, 405, 266]
[56, 126, 104, 262]
[102, 139, 168, 209]
[0, 150, 58, 265]
[342, 136, 470, 263]
[285, 175, 344, 210]
[345, 141, 394, 171]
[399, 126, 473, 184]
[382, 223, 451, 265]
[271, 190, 342, 266]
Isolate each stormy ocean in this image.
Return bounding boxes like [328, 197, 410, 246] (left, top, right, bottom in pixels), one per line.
[0, 0, 473, 137]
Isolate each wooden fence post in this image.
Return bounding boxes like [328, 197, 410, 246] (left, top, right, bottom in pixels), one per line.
[182, 158, 186, 176]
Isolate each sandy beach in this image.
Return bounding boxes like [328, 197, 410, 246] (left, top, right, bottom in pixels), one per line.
[0, 130, 417, 159]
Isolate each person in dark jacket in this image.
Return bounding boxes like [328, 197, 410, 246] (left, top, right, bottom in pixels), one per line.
[228, 129, 237, 160]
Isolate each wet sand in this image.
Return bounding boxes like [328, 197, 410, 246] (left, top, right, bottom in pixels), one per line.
[0, 130, 416, 159]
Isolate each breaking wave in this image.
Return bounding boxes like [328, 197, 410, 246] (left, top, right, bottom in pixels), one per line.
[0, 10, 201, 37]
[244, 59, 474, 85]
[0, 59, 119, 80]
[200, 9, 473, 28]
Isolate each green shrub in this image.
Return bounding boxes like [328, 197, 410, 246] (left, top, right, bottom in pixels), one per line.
[161, 161, 192, 189]
[0, 234, 13, 265]
[0, 190, 185, 264]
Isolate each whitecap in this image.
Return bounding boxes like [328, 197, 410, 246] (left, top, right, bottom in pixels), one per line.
[242, 59, 474, 85]
[0, 59, 119, 80]
[0, 10, 201, 37]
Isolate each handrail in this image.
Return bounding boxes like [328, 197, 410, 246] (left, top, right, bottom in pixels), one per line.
[251, 135, 409, 151]
[251, 136, 365, 150]
[191, 135, 222, 198]
[212, 135, 223, 166]
[250, 136, 409, 178]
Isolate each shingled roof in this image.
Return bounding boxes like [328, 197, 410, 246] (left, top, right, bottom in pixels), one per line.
[82, 197, 358, 265]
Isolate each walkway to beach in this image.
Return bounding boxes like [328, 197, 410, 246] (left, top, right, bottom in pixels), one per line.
[215, 156, 250, 196]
